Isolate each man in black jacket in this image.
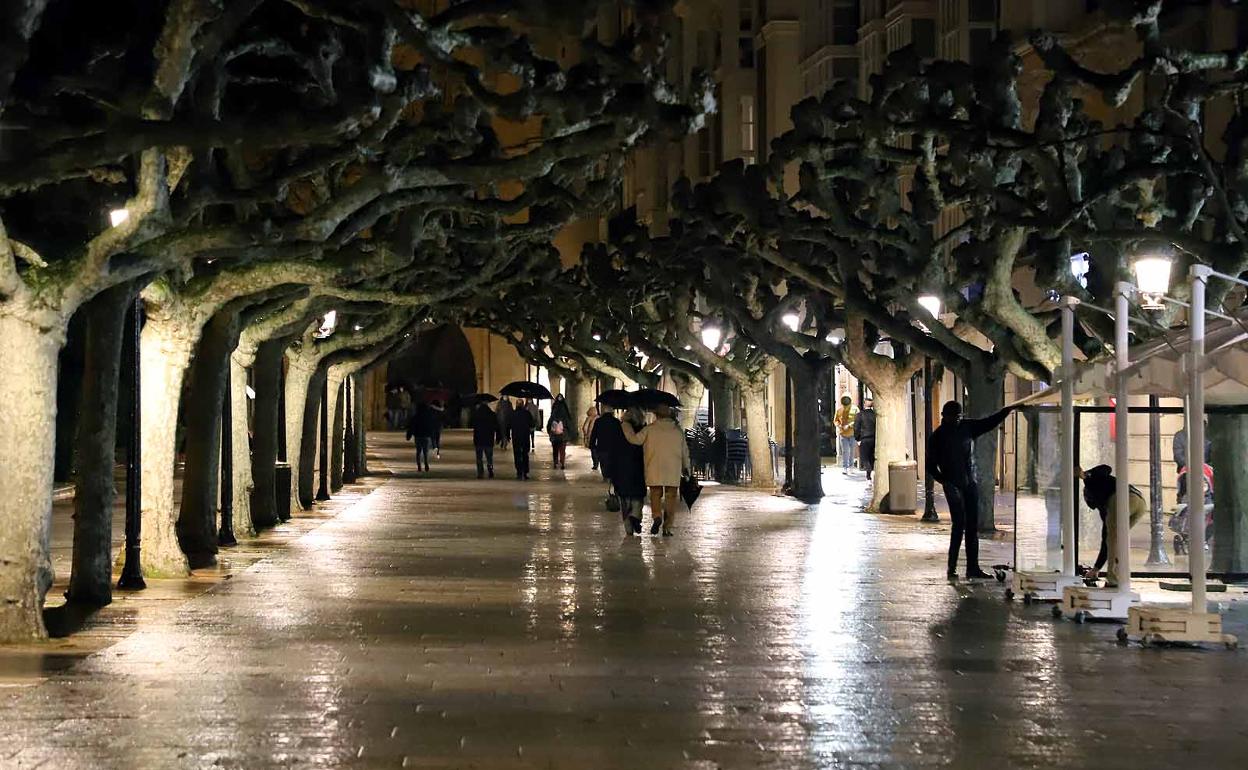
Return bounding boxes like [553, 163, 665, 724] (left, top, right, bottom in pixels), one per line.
[853, 399, 877, 480]
[509, 404, 536, 479]
[926, 400, 1014, 579]
[471, 403, 499, 478]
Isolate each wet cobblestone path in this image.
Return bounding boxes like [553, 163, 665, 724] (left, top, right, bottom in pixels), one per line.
[3, 431, 1247, 769]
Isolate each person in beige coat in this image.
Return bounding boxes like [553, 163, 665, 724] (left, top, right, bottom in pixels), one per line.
[621, 405, 691, 536]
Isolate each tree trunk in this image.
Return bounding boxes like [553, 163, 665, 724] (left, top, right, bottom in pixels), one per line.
[329, 371, 345, 492]
[0, 314, 64, 642]
[284, 359, 315, 511]
[741, 383, 775, 488]
[869, 384, 909, 512]
[789, 364, 825, 503]
[229, 352, 255, 540]
[1211, 414, 1248, 574]
[178, 309, 240, 568]
[297, 365, 329, 509]
[354, 373, 369, 476]
[53, 312, 86, 483]
[670, 369, 705, 430]
[67, 282, 133, 606]
[566, 374, 595, 442]
[249, 339, 284, 528]
[709, 376, 736, 429]
[139, 316, 194, 577]
[967, 363, 1005, 532]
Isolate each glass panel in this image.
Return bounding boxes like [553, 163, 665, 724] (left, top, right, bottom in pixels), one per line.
[1013, 407, 1063, 571]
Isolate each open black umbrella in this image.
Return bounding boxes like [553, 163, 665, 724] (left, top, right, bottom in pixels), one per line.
[462, 393, 498, 406]
[595, 389, 634, 409]
[631, 388, 680, 410]
[499, 380, 553, 400]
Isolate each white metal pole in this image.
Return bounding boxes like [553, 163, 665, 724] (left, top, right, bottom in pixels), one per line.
[1114, 282, 1132, 594]
[1188, 266, 1209, 614]
[1061, 297, 1079, 575]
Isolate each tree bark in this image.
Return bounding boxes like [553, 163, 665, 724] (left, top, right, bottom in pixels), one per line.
[741, 383, 775, 488]
[709, 376, 736, 429]
[329, 370, 345, 492]
[0, 313, 63, 642]
[670, 369, 704, 430]
[789, 363, 825, 503]
[53, 312, 86, 483]
[177, 309, 241, 567]
[966, 362, 1005, 532]
[354, 373, 369, 476]
[139, 315, 194, 577]
[67, 282, 134, 606]
[228, 352, 255, 540]
[566, 373, 596, 442]
[284, 358, 316, 510]
[297, 364, 329, 509]
[1211, 414, 1248, 574]
[870, 383, 910, 512]
[249, 338, 285, 529]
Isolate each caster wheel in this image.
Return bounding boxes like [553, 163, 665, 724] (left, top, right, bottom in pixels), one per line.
[995, 569, 1006, 583]
[1004, 589, 1014, 602]
[1052, 604, 1063, 618]
[1074, 611, 1086, 624]
[1023, 594, 1032, 606]
[1116, 627, 1129, 645]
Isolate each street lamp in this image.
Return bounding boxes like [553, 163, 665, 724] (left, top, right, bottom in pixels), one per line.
[1070, 252, 1090, 289]
[314, 310, 337, 338]
[917, 295, 942, 317]
[1133, 256, 1173, 310]
[782, 312, 800, 332]
[701, 325, 722, 350]
[109, 208, 130, 227]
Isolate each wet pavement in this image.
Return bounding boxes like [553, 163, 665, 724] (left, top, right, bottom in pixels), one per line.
[2, 430, 1246, 769]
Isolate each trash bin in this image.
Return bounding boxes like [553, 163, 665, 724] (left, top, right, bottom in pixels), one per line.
[274, 462, 292, 521]
[887, 461, 918, 513]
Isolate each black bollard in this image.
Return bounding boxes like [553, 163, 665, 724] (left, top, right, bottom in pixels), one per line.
[118, 296, 146, 590]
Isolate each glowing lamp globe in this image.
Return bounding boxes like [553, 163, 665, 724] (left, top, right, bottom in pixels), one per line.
[701, 326, 722, 350]
[1133, 257, 1172, 310]
[917, 295, 941, 317]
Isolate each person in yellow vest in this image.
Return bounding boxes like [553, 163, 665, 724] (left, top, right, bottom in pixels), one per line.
[833, 395, 858, 472]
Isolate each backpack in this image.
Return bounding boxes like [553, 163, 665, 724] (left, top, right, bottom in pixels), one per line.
[550, 419, 565, 436]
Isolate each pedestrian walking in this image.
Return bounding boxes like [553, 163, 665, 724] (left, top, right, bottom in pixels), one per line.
[405, 401, 437, 472]
[581, 407, 600, 470]
[430, 399, 445, 458]
[621, 404, 691, 536]
[926, 400, 1014, 579]
[854, 398, 877, 480]
[385, 387, 401, 429]
[547, 412, 569, 469]
[471, 402, 499, 479]
[612, 409, 647, 535]
[590, 408, 623, 482]
[509, 401, 536, 479]
[398, 387, 413, 428]
[833, 395, 858, 471]
[497, 397, 513, 449]
[1080, 465, 1148, 586]
[525, 398, 540, 452]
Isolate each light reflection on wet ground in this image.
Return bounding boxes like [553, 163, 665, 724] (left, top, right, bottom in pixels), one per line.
[1, 431, 1246, 768]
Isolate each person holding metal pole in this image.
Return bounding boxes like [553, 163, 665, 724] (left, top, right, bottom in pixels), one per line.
[927, 400, 1015, 579]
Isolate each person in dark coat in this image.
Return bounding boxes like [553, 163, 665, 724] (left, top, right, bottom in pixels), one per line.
[612, 409, 648, 535]
[853, 399, 877, 480]
[509, 403, 536, 479]
[497, 398, 513, 449]
[589, 409, 625, 482]
[405, 402, 438, 472]
[471, 403, 499, 478]
[926, 400, 1014, 579]
[430, 400, 445, 458]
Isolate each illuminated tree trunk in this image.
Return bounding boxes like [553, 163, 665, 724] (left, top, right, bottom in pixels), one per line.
[709, 375, 737, 429]
[967, 362, 1005, 532]
[284, 359, 316, 511]
[354, 373, 369, 476]
[228, 352, 255, 539]
[297, 364, 329, 509]
[0, 313, 63, 642]
[328, 367, 345, 491]
[67, 282, 134, 606]
[670, 369, 704, 430]
[567, 373, 596, 442]
[249, 338, 286, 529]
[741, 384, 775, 488]
[139, 315, 193, 577]
[1211, 415, 1248, 574]
[870, 383, 909, 512]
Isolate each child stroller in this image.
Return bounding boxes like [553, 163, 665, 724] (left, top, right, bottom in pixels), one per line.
[1169, 464, 1214, 556]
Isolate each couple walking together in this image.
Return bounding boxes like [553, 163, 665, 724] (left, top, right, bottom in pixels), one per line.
[592, 404, 690, 537]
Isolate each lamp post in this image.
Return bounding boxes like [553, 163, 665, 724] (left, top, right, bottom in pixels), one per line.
[117, 295, 146, 590]
[917, 295, 942, 521]
[1060, 296, 1079, 577]
[1187, 265, 1209, 614]
[1145, 394, 1169, 565]
[781, 315, 798, 492]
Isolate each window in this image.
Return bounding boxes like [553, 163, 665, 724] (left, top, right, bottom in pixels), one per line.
[739, 36, 755, 68]
[832, 1, 859, 45]
[912, 18, 936, 59]
[968, 0, 996, 23]
[740, 95, 757, 156]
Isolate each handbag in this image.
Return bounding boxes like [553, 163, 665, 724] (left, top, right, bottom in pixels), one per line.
[605, 484, 621, 512]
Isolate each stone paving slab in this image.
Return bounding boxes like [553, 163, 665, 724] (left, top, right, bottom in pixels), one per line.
[0, 430, 1245, 769]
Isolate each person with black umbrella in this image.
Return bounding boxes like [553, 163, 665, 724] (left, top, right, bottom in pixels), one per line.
[497, 397, 513, 449]
[471, 401, 499, 479]
[509, 401, 536, 479]
[590, 407, 624, 483]
[612, 407, 648, 535]
[622, 403, 691, 536]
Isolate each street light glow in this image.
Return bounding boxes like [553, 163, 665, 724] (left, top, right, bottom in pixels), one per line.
[109, 208, 130, 227]
[917, 295, 941, 317]
[314, 310, 337, 338]
[782, 313, 800, 332]
[701, 326, 722, 350]
[1133, 256, 1172, 310]
[1070, 252, 1090, 289]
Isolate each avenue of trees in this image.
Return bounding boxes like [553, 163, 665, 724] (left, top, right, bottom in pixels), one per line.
[3, 0, 1247, 643]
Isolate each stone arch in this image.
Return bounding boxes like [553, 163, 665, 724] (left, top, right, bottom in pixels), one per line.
[386, 325, 478, 424]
